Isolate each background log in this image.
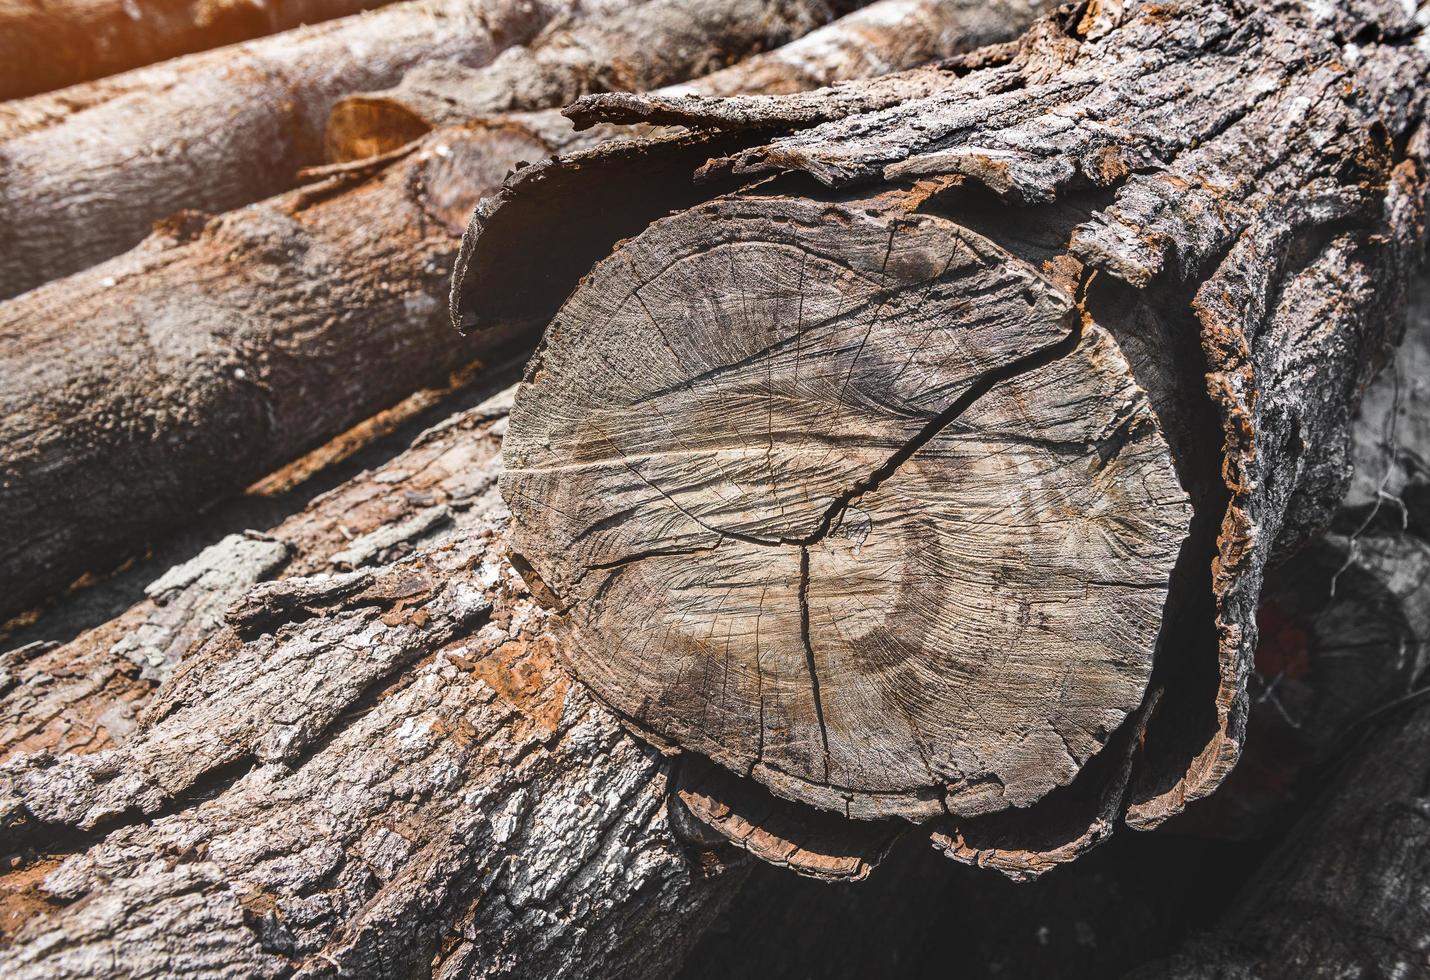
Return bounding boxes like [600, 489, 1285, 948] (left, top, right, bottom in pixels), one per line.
[459, 0, 1430, 868]
[0, 0, 1045, 625]
[0, 0, 624, 301]
[326, 0, 1054, 161]
[0, 0, 400, 101]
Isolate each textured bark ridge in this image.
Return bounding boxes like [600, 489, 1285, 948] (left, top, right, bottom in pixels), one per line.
[0, 0, 1039, 624]
[0, 0, 399, 101]
[324, 0, 850, 162]
[0, 0, 623, 300]
[325, 0, 1054, 161]
[0, 393, 750, 978]
[462, 0, 1430, 871]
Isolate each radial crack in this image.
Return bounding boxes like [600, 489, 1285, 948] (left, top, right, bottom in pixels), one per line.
[798, 545, 832, 781]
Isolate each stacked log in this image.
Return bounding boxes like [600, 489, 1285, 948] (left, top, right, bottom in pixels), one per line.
[2, 0, 1429, 974]
[0, 0, 400, 101]
[0, 0, 624, 299]
[0, 0, 1050, 624]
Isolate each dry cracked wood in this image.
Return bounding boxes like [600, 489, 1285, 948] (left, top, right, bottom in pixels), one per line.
[460, 0, 1430, 871]
[0, 0, 626, 300]
[0, 0, 399, 101]
[325, 0, 1054, 161]
[0, 0, 1042, 624]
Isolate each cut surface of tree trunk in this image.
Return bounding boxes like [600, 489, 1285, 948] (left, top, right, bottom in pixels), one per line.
[463, 0, 1430, 869]
[0, 0, 621, 300]
[0, 0, 400, 101]
[0, 0, 1036, 624]
[501, 185, 1191, 820]
[325, 0, 1054, 161]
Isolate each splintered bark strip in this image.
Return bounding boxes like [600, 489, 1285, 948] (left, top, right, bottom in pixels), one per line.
[0, 0, 400, 101]
[0, 395, 750, 977]
[0, 0, 619, 301]
[0, 0, 1042, 626]
[461, 0, 1430, 871]
[326, 0, 1055, 161]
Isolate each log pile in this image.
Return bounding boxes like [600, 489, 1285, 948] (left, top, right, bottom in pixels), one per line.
[1, 0, 1429, 976]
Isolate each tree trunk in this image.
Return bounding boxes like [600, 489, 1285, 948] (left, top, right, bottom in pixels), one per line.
[0, 0, 619, 301]
[325, 0, 1054, 161]
[0, 391, 751, 977]
[456, 0, 1430, 874]
[0, 0, 1037, 624]
[0, 0, 401, 102]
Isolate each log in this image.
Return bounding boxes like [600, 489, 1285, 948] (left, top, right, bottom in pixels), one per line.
[0, 0, 398, 101]
[0, 0, 1044, 625]
[0, 388, 880, 974]
[326, 0, 1054, 161]
[456, 0, 1430, 872]
[0, 0, 616, 301]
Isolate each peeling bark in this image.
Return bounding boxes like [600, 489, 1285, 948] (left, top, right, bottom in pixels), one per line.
[0, 0, 401, 101]
[0, 0, 1041, 624]
[0, 0, 624, 300]
[457, 0, 1430, 874]
[325, 0, 1054, 161]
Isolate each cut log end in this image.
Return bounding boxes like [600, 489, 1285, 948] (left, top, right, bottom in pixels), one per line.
[325, 95, 435, 163]
[501, 186, 1192, 823]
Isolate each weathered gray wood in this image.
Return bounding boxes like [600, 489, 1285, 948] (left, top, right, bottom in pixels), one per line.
[0, 0, 1035, 625]
[0, 0, 624, 301]
[0, 0, 400, 101]
[0, 393, 750, 978]
[461, 0, 1430, 870]
[325, 0, 1055, 161]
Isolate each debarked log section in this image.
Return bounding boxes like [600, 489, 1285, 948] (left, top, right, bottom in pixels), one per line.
[0, 0, 610, 301]
[458, 0, 1430, 870]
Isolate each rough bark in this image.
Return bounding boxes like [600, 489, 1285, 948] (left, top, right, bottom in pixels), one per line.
[0, 0, 623, 301]
[0, 391, 751, 978]
[0, 0, 1040, 624]
[456, 0, 1430, 874]
[325, 0, 1054, 161]
[0, 0, 400, 101]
